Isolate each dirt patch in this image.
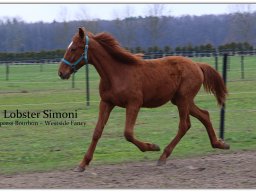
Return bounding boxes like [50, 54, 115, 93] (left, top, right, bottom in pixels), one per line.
[1, 150, 256, 189]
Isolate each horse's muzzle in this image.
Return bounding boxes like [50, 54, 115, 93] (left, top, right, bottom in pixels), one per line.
[58, 71, 70, 80]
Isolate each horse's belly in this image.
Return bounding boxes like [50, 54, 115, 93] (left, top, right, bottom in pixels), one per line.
[142, 99, 169, 108]
[142, 92, 174, 108]
[141, 77, 178, 108]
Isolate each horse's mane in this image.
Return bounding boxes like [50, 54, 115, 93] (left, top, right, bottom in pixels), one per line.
[94, 33, 140, 64]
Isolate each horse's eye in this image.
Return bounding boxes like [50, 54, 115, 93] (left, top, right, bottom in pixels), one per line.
[70, 48, 76, 52]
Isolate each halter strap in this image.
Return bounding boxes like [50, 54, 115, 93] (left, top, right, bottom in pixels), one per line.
[61, 35, 89, 73]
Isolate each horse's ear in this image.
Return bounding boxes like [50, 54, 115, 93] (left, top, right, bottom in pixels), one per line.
[78, 27, 85, 39]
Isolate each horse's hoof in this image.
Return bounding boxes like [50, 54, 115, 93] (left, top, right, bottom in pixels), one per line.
[219, 139, 230, 149]
[73, 166, 85, 172]
[213, 139, 230, 150]
[152, 144, 161, 151]
[223, 142, 230, 149]
[157, 159, 166, 166]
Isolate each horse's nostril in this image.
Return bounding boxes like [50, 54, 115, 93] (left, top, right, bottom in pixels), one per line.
[58, 71, 63, 78]
[58, 71, 70, 79]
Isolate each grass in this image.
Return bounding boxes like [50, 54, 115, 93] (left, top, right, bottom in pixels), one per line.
[0, 55, 256, 174]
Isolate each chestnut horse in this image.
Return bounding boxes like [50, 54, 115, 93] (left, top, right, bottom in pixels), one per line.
[58, 27, 230, 172]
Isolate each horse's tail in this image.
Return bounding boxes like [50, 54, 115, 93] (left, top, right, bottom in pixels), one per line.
[198, 62, 228, 106]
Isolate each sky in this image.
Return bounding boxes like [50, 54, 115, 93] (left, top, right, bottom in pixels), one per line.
[0, 3, 255, 23]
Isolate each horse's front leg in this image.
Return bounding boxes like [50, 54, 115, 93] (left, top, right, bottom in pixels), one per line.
[74, 100, 114, 172]
[124, 104, 160, 152]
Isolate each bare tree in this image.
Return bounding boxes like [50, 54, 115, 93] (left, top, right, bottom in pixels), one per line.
[147, 4, 171, 17]
[113, 5, 137, 48]
[57, 5, 70, 46]
[228, 4, 254, 14]
[145, 4, 171, 46]
[4, 17, 26, 51]
[58, 5, 69, 22]
[76, 5, 99, 33]
[228, 4, 255, 43]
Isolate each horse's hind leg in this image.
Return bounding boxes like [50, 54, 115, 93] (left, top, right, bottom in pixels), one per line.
[158, 98, 191, 165]
[189, 102, 230, 149]
[124, 104, 160, 152]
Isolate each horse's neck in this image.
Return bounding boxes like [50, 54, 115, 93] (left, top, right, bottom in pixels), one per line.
[89, 43, 121, 83]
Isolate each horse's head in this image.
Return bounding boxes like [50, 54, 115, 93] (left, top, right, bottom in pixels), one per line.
[58, 27, 90, 79]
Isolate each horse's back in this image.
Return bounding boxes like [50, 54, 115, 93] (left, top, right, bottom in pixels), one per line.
[141, 56, 204, 107]
[144, 55, 203, 82]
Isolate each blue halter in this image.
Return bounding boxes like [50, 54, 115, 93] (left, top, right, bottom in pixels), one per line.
[61, 35, 89, 73]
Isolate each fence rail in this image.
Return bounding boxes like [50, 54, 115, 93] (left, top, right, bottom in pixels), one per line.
[1, 51, 255, 82]
[1, 49, 256, 64]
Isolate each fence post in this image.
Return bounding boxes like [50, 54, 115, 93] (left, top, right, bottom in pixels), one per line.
[85, 64, 90, 107]
[6, 63, 9, 81]
[72, 73, 75, 88]
[40, 63, 43, 72]
[214, 49, 218, 71]
[241, 54, 244, 79]
[219, 53, 228, 139]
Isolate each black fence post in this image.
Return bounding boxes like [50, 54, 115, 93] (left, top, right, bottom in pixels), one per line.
[85, 64, 90, 107]
[220, 53, 228, 139]
[40, 63, 43, 72]
[6, 63, 9, 81]
[214, 49, 218, 71]
[241, 54, 244, 79]
[72, 73, 75, 88]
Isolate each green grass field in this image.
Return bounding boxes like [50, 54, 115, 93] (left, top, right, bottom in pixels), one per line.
[0, 55, 255, 174]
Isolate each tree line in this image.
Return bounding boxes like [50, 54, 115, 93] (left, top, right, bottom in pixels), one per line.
[0, 42, 254, 62]
[0, 49, 65, 62]
[130, 42, 254, 53]
[0, 11, 256, 53]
